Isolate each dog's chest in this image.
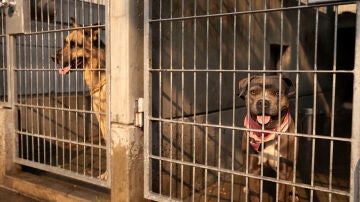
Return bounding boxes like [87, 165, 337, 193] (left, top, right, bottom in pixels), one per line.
[252, 141, 282, 170]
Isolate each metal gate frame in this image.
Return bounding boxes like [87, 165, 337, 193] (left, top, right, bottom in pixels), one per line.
[144, 0, 360, 201]
[351, 2, 360, 202]
[3, 0, 111, 188]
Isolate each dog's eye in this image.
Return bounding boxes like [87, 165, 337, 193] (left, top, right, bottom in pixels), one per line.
[250, 90, 256, 95]
[274, 91, 280, 96]
[70, 41, 76, 48]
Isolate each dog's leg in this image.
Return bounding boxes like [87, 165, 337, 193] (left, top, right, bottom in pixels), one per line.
[247, 156, 261, 202]
[277, 163, 299, 202]
[92, 89, 107, 142]
[243, 134, 261, 202]
[92, 88, 108, 180]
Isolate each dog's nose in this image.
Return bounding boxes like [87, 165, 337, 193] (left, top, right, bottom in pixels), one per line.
[256, 100, 270, 108]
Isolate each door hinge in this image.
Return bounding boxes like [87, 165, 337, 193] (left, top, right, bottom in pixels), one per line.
[135, 98, 144, 128]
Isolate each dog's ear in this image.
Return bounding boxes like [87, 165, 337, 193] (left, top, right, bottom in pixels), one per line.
[238, 77, 252, 99]
[282, 77, 296, 97]
[69, 17, 79, 28]
[84, 26, 100, 42]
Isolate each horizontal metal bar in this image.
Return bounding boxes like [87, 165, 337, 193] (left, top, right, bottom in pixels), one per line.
[149, 155, 350, 197]
[15, 103, 106, 116]
[13, 158, 110, 188]
[148, 68, 354, 74]
[14, 68, 104, 72]
[149, 1, 356, 23]
[16, 130, 106, 149]
[144, 192, 182, 202]
[149, 117, 352, 142]
[21, 24, 105, 35]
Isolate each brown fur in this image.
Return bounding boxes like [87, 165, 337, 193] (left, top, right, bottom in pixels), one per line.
[52, 19, 107, 179]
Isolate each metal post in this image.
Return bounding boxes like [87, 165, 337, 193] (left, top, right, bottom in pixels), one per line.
[143, 0, 151, 198]
[6, 32, 18, 174]
[351, 2, 360, 202]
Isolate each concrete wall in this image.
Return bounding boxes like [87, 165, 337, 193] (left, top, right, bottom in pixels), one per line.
[108, 0, 146, 201]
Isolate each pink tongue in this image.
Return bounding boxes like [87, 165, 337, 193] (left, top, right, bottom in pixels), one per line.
[58, 65, 71, 75]
[257, 115, 271, 125]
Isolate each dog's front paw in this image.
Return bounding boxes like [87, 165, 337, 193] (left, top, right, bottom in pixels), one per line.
[288, 191, 300, 202]
[98, 170, 108, 180]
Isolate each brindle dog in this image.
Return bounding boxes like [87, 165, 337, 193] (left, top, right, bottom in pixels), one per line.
[239, 75, 298, 202]
[52, 18, 107, 179]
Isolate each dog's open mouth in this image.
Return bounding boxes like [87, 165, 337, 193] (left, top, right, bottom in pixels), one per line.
[251, 109, 288, 127]
[256, 115, 271, 125]
[58, 58, 83, 75]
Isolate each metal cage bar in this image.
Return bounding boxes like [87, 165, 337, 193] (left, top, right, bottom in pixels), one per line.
[145, 0, 358, 201]
[5, 0, 110, 188]
[350, 3, 360, 201]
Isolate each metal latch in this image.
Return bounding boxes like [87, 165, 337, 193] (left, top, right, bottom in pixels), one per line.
[0, 0, 16, 8]
[135, 98, 144, 128]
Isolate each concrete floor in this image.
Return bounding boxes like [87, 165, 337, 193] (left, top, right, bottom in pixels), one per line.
[0, 187, 39, 202]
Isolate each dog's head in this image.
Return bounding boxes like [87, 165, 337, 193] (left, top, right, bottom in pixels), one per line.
[239, 75, 295, 128]
[51, 18, 105, 75]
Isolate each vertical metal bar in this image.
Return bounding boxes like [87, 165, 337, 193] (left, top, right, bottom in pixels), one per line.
[205, 0, 209, 200]
[47, 0, 53, 167]
[97, 2, 101, 178]
[68, 0, 73, 173]
[17, 37, 22, 159]
[218, 1, 223, 201]
[169, 0, 173, 197]
[74, 0, 79, 175]
[260, 1, 268, 200]
[35, 15, 40, 164]
[310, 8, 320, 202]
[61, 0, 65, 169]
[293, 1, 301, 201]
[1, 9, 6, 104]
[25, 35, 29, 161]
[41, 0, 47, 167]
[192, 1, 197, 201]
[231, 0, 237, 201]
[350, 3, 360, 202]
[55, 0, 59, 169]
[98, 3, 102, 180]
[180, 0, 185, 199]
[329, 5, 339, 202]
[30, 32, 35, 162]
[276, 1, 284, 201]
[159, 0, 163, 195]
[89, 1, 95, 178]
[245, 1, 252, 201]
[106, 0, 111, 185]
[34, 0, 40, 164]
[143, 0, 151, 197]
[81, 0, 86, 178]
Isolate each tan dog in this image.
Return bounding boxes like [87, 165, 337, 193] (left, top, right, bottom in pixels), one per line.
[52, 18, 107, 179]
[239, 75, 298, 201]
